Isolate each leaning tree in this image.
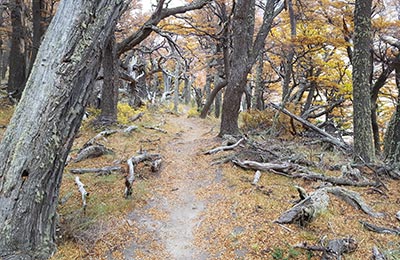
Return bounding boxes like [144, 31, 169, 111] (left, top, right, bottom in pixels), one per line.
[0, 0, 127, 259]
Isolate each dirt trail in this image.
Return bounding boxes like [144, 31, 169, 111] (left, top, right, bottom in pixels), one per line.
[123, 113, 218, 259]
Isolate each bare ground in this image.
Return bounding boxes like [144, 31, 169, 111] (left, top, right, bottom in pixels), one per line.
[121, 114, 219, 259]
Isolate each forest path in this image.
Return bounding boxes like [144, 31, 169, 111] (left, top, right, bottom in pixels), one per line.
[122, 110, 219, 259]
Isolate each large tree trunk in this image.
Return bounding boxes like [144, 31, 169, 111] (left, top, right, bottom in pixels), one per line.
[7, 0, 26, 100]
[352, 0, 375, 163]
[96, 33, 118, 126]
[219, 0, 283, 136]
[0, 0, 127, 259]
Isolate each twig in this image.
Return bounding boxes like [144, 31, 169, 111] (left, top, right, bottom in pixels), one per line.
[204, 138, 245, 155]
[75, 177, 89, 212]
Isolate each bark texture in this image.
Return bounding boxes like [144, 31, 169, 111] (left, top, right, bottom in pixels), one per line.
[219, 0, 283, 136]
[0, 0, 127, 259]
[7, 0, 26, 100]
[352, 0, 375, 163]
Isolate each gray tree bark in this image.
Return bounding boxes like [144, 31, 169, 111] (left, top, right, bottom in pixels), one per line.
[96, 33, 118, 126]
[7, 0, 26, 100]
[219, 0, 283, 136]
[383, 66, 400, 164]
[0, 0, 127, 259]
[352, 0, 375, 163]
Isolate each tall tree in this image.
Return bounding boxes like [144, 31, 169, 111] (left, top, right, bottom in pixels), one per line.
[219, 0, 283, 136]
[7, 0, 26, 100]
[0, 0, 127, 258]
[352, 0, 375, 162]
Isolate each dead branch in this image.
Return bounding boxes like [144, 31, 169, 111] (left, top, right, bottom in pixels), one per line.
[325, 187, 384, 218]
[123, 125, 138, 133]
[252, 171, 262, 185]
[372, 246, 387, 260]
[74, 145, 113, 163]
[295, 238, 358, 259]
[151, 159, 162, 172]
[82, 130, 118, 149]
[75, 176, 89, 211]
[359, 221, 400, 235]
[144, 125, 167, 133]
[269, 103, 350, 151]
[275, 189, 330, 226]
[204, 138, 245, 155]
[70, 166, 122, 175]
[129, 112, 144, 122]
[232, 159, 294, 175]
[233, 159, 377, 187]
[125, 153, 162, 198]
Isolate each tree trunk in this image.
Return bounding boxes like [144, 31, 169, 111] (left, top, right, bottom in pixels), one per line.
[383, 66, 400, 164]
[219, 0, 283, 136]
[31, 0, 45, 68]
[173, 62, 180, 113]
[352, 0, 375, 163]
[97, 33, 118, 125]
[214, 74, 223, 118]
[7, 0, 26, 100]
[281, 0, 296, 103]
[252, 52, 265, 110]
[0, 0, 127, 259]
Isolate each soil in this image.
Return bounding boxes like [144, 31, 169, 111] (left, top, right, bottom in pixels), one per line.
[120, 114, 219, 259]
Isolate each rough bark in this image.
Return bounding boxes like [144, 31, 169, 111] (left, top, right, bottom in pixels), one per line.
[0, 0, 127, 258]
[383, 66, 400, 165]
[219, 0, 283, 136]
[352, 0, 375, 163]
[96, 33, 118, 125]
[252, 53, 265, 110]
[7, 0, 26, 100]
[31, 0, 46, 68]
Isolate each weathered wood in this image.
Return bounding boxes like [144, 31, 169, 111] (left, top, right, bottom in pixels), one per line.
[123, 125, 138, 133]
[325, 187, 384, 218]
[232, 159, 294, 174]
[252, 171, 261, 185]
[372, 246, 387, 260]
[275, 189, 329, 226]
[295, 238, 358, 259]
[269, 102, 350, 151]
[70, 166, 122, 175]
[144, 125, 167, 133]
[82, 130, 118, 149]
[129, 112, 144, 122]
[233, 159, 377, 187]
[75, 177, 89, 211]
[360, 221, 400, 235]
[74, 145, 113, 163]
[125, 153, 162, 198]
[204, 138, 245, 155]
[151, 159, 162, 172]
[0, 0, 127, 258]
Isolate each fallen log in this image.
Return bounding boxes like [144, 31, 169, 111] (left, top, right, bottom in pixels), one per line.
[74, 145, 113, 163]
[295, 238, 358, 260]
[372, 246, 387, 260]
[204, 138, 245, 155]
[75, 176, 89, 211]
[70, 166, 122, 175]
[325, 187, 384, 218]
[82, 129, 118, 149]
[269, 103, 350, 151]
[275, 188, 330, 226]
[125, 153, 162, 198]
[232, 159, 294, 175]
[233, 159, 377, 187]
[129, 112, 144, 122]
[123, 125, 138, 133]
[360, 221, 400, 235]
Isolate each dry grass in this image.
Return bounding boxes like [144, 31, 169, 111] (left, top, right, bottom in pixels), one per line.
[0, 103, 399, 259]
